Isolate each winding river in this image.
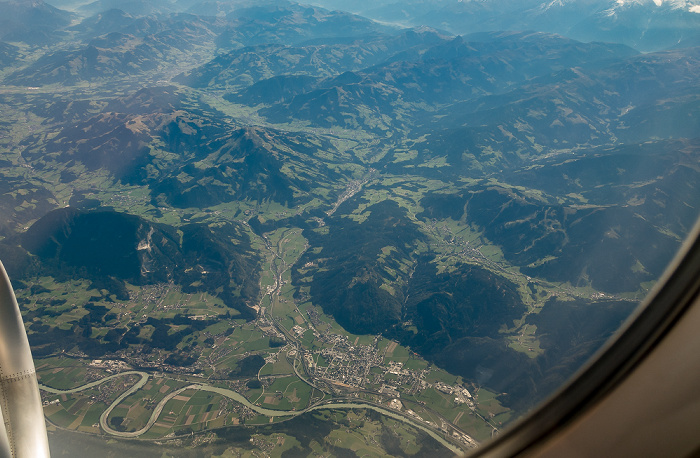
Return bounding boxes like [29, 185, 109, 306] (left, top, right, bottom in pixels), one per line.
[40, 372, 463, 454]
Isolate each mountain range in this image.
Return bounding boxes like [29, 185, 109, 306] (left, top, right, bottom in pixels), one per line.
[310, 0, 700, 52]
[1, 0, 699, 433]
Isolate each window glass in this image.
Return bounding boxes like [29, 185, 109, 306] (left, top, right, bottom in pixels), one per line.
[1, 0, 698, 455]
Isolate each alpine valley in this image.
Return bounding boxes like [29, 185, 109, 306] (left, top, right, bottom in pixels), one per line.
[0, 0, 699, 456]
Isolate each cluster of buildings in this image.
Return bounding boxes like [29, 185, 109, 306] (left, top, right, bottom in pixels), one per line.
[89, 359, 130, 373]
[311, 333, 384, 387]
[435, 381, 474, 406]
[375, 361, 430, 396]
[256, 314, 286, 341]
[297, 332, 432, 399]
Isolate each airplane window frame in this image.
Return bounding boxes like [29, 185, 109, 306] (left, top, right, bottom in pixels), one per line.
[3, 3, 699, 455]
[467, 217, 700, 457]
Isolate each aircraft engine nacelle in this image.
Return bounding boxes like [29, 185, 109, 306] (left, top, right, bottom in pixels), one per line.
[0, 261, 50, 458]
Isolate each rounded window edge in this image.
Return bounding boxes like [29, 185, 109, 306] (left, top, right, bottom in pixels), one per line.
[468, 215, 700, 457]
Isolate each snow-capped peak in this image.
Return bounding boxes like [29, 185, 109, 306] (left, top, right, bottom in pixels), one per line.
[614, 0, 700, 11]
